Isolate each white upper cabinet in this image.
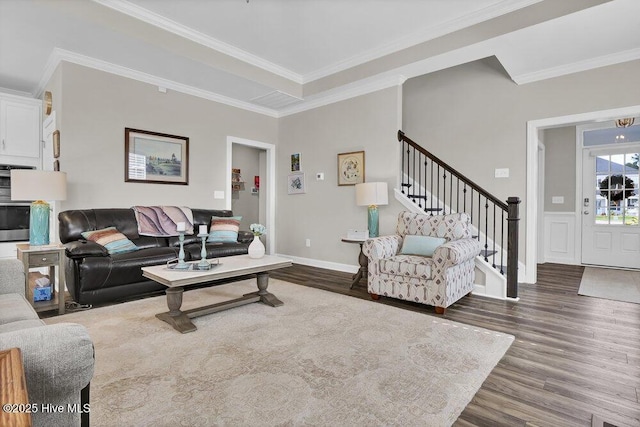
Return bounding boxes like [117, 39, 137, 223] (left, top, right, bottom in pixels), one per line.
[0, 94, 41, 160]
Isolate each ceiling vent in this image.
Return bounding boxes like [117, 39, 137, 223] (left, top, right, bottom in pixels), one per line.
[250, 91, 303, 109]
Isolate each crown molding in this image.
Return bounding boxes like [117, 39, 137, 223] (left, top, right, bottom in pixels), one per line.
[91, 0, 304, 85]
[512, 46, 640, 85]
[278, 74, 407, 117]
[36, 48, 408, 119]
[37, 48, 280, 118]
[302, 0, 542, 83]
[0, 86, 34, 98]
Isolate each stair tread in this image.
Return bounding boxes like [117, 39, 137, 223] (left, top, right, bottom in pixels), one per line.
[480, 249, 498, 257]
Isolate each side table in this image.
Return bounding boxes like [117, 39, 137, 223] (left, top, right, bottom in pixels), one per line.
[16, 244, 66, 315]
[341, 237, 368, 289]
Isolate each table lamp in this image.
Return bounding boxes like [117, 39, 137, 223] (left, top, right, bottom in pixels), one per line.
[355, 182, 388, 238]
[11, 170, 67, 246]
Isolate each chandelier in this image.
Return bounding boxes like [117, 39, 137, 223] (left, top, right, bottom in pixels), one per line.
[615, 118, 635, 128]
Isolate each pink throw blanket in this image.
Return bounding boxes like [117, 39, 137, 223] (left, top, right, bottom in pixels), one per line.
[132, 206, 194, 236]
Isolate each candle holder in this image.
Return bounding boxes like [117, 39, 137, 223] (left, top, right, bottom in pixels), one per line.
[197, 233, 210, 269]
[175, 231, 189, 270]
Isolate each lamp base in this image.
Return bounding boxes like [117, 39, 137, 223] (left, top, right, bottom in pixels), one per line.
[30, 200, 51, 246]
[367, 205, 379, 238]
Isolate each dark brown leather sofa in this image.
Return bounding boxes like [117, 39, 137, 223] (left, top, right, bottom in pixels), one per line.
[58, 208, 251, 305]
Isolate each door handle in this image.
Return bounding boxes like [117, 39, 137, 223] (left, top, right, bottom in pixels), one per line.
[583, 211, 589, 215]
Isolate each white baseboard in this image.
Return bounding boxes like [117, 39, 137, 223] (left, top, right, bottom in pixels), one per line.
[276, 254, 359, 274]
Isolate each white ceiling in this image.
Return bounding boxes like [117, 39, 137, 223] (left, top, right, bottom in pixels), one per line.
[0, 0, 639, 117]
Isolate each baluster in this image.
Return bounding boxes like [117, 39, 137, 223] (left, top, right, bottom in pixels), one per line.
[463, 184, 467, 213]
[500, 209, 505, 274]
[436, 164, 440, 215]
[401, 141, 406, 194]
[470, 188, 474, 233]
[448, 171, 453, 215]
[430, 159, 434, 213]
[484, 197, 489, 262]
[442, 171, 447, 214]
[412, 145, 416, 202]
[417, 151, 422, 208]
[423, 157, 427, 211]
[492, 204, 496, 269]
[406, 144, 410, 195]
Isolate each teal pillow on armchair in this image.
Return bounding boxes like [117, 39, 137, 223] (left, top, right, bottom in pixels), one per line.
[400, 235, 446, 257]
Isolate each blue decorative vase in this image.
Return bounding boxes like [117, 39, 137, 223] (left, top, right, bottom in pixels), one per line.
[368, 205, 379, 238]
[30, 201, 50, 246]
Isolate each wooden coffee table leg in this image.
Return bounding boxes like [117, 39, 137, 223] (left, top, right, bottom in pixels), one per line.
[155, 287, 197, 333]
[256, 272, 283, 307]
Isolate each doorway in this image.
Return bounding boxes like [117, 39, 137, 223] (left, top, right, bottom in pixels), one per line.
[226, 136, 276, 255]
[580, 144, 640, 269]
[527, 105, 640, 283]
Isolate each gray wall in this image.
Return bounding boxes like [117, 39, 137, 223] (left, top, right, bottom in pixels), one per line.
[54, 62, 278, 211]
[277, 86, 403, 266]
[403, 56, 640, 261]
[544, 127, 577, 212]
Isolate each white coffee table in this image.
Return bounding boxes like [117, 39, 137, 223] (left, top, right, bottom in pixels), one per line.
[142, 254, 292, 333]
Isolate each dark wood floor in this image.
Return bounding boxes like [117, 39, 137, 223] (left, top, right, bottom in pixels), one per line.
[270, 263, 640, 427]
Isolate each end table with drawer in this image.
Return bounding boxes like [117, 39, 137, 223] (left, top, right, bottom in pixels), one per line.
[16, 244, 66, 315]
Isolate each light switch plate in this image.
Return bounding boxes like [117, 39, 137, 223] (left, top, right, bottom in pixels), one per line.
[494, 168, 509, 178]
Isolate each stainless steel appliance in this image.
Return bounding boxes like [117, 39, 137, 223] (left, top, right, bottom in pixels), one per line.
[0, 164, 35, 242]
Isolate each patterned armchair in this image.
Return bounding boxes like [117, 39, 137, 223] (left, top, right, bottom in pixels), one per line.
[363, 211, 481, 314]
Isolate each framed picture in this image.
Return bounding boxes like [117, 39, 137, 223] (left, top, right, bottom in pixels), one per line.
[125, 128, 189, 185]
[337, 151, 365, 186]
[53, 130, 60, 158]
[291, 153, 301, 172]
[287, 172, 306, 194]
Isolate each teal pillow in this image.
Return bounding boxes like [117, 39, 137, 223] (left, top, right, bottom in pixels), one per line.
[207, 216, 242, 243]
[81, 227, 138, 255]
[400, 235, 446, 257]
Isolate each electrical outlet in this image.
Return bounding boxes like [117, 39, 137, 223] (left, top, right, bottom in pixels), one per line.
[305, 239, 311, 247]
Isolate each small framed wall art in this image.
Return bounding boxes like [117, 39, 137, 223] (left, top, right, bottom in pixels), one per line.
[287, 172, 306, 194]
[337, 150, 365, 186]
[291, 153, 301, 172]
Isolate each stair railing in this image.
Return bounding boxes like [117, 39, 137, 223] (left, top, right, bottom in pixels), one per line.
[398, 130, 520, 298]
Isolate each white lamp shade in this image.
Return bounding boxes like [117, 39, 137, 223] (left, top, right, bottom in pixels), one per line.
[10, 170, 67, 201]
[355, 182, 388, 206]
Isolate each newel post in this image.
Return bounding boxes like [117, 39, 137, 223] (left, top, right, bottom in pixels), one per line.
[507, 196, 521, 299]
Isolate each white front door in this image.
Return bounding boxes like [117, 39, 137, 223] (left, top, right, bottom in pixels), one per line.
[581, 147, 640, 268]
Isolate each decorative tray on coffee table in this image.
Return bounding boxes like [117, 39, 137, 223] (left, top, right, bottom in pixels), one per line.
[166, 258, 220, 271]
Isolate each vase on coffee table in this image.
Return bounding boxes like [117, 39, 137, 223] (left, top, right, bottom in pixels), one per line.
[248, 235, 265, 259]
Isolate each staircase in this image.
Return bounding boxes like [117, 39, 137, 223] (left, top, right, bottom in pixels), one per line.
[396, 130, 521, 299]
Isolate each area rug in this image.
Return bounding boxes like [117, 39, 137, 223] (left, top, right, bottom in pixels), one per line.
[579, 267, 640, 304]
[46, 279, 514, 426]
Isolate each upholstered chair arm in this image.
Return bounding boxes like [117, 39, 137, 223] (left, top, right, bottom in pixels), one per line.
[0, 323, 94, 404]
[433, 238, 482, 266]
[363, 235, 402, 261]
[0, 259, 26, 296]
